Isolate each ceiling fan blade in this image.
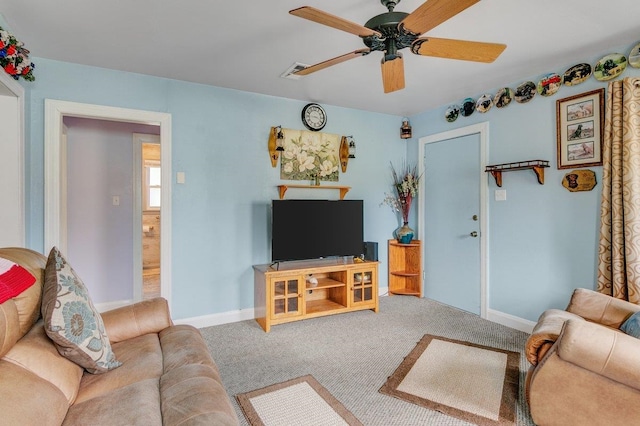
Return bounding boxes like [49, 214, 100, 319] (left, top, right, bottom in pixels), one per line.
[400, 0, 480, 36]
[294, 49, 371, 76]
[412, 37, 506, 63]
[290, 6, 382, 38]
[381, 55, 405, 94]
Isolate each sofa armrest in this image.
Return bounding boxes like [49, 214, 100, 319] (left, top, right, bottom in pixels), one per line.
[555, 319, 640, 390]
[525, 309, 584, 365]
[101, 297, 173, 343]
[566, 288, 640, 328]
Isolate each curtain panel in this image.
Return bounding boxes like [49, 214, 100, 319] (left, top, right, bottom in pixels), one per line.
[597, 77, 640, 303]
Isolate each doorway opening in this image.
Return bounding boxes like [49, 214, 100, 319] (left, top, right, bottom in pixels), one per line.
[138, 135, 162, 300]
[45, 100, 172, 311]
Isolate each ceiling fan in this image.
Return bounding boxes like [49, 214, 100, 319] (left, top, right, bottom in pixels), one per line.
[289, 0, 506, 93]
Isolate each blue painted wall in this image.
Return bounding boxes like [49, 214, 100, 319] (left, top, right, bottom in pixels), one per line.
[17, 38, 640, 322]
[23, 58, 404, 320]
[409, 41, 640, 321]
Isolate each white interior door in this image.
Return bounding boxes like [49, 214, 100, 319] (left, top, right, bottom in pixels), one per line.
[419, 123, 488, 316]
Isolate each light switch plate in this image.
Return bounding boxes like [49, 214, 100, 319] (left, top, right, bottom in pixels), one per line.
[495, 189, 507, 201]
[176, 172, 185, 184]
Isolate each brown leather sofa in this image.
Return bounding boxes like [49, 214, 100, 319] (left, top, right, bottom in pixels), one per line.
[0, 247, 239, 425]
[525, 288, 640, 426]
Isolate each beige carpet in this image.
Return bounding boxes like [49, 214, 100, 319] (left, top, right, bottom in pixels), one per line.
[380, 334, 520, 426]
[236, 375, 363, 426]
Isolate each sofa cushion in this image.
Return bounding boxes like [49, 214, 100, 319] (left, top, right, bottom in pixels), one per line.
[0, 257, 36, 303]
[159, 325, 239, 425]
[74, 333, 163, 404]
[0, 360, 71, 426]
[42, 247, 121, 374]
[64, 378, 162, 426]
[2, 320, 83, 404]
[161, 364, 239, 426]
[620, 311, 640, 338]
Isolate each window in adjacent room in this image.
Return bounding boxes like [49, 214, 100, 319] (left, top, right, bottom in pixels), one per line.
[144, 160, 161, 210]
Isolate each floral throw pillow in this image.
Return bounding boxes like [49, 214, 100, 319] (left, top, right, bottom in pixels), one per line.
[42, 247, 122, 374]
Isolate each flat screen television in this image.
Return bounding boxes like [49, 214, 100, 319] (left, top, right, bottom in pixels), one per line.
[271, 199, 364, 262]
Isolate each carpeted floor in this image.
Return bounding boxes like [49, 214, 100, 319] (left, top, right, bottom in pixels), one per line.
[200, 296, 536, 426]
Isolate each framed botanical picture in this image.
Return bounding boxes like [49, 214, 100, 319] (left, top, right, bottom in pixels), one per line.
[279, 128, 340, 181]
[556, 88, 605, 169]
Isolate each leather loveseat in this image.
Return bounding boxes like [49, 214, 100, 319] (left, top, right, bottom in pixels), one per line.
[525, 288, 640, 425]
[0, 247, 239, 425]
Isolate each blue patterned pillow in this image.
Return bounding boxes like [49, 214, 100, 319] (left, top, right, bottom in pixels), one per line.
[42, 247, 122, 374]
[620, 311, 640, 339]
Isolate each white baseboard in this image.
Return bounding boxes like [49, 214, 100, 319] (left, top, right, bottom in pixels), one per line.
[487, 308, 535, 334]
[174, 308, 256, 329]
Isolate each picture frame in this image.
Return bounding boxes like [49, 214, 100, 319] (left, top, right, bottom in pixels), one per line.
[556, 88, 605, 169]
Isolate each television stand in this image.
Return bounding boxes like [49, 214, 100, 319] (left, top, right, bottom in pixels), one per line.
[253, 259, 379, 332]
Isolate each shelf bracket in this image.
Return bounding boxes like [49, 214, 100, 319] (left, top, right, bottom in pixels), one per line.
[532, 165, 545, 185]
[489, 170, 503, 187]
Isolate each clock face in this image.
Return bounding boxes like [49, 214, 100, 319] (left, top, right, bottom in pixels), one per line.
[301, 103, 327, 131]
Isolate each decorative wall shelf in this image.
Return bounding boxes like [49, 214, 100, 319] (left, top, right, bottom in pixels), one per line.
[277, 185, 351, 200]
[485, 160, 549, 187]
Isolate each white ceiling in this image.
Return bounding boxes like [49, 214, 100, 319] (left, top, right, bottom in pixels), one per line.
[2, 0, 639, 116]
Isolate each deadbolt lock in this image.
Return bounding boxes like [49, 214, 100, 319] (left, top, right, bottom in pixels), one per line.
[472, 215, 478, 221]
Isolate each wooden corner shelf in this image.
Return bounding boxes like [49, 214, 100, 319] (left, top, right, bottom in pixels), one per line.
[277, 185, 351, 200]
[485, 160, 549, 187]
[388, 239, 422, 298]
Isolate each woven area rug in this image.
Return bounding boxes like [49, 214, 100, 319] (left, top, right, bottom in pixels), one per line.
[380, 334, 520, 426]
[236, 375, 363, 426]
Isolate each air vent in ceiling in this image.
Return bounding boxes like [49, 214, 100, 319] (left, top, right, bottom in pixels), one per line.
[280, 62, 309, 80]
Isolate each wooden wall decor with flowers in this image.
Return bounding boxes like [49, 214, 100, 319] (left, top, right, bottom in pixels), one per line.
[279, 128, 340, 182]
[0, 27, 35, 81]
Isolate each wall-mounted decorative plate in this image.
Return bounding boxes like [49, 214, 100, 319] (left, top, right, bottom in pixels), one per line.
[562, 169, 597, 192]
[594, 53, 628, 81]
[563, 63, 592, 86]
[515, 81, 536, 103]
[445, 104, 460, 122]
[537, 73, 562, 97]
[628, 43, 640, 68]
[461, 98, 476, 117]
[476, 94, 493, 113]
[494, 88, 513, 108]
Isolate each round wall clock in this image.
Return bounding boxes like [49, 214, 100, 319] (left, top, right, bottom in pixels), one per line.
[301, 103, 327, 131]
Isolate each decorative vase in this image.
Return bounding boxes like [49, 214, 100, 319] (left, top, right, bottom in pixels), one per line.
[395, 222, 414, 244]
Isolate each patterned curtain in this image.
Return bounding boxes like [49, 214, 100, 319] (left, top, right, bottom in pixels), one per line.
[597, 77, 640, 303]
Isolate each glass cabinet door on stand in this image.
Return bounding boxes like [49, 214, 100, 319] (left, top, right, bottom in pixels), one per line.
[271, 277, 303, 319]
[350, 267, 377, 308]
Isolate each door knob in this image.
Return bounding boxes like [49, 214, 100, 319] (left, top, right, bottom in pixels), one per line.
[470, 231, 478, 237]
